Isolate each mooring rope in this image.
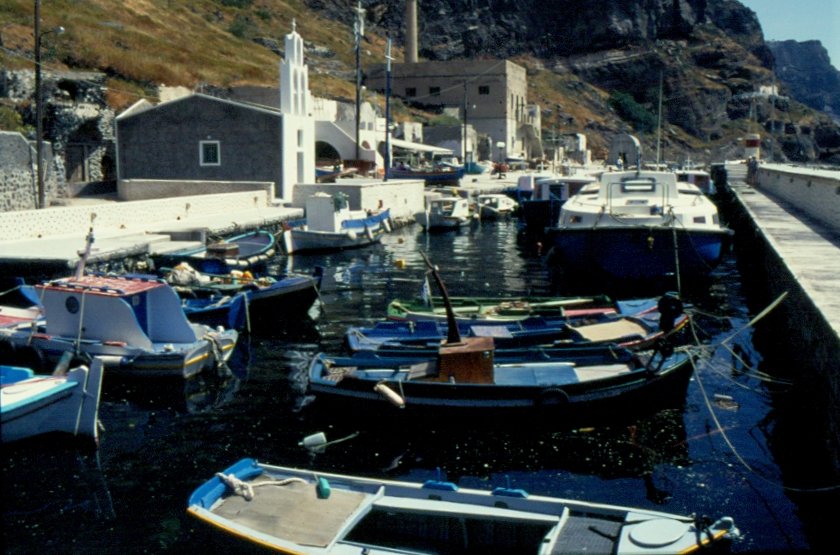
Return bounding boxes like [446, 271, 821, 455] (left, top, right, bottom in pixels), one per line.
[215, 473, 308, 501]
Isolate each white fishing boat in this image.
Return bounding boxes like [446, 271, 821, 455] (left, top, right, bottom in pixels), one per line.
[546, 169, 732, 283]
[281, 192, 391, 254]
[1, 356, 104, 443]
[188, 458, 740, 554]
[0, 273, 238, 379]
[476, 193, 518, 220]
[415, 194, 472, 231]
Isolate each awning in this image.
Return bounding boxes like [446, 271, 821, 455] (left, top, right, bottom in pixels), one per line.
[390, 138, 453, 155]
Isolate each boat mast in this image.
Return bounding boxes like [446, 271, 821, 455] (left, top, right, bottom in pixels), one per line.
[656, 71, 663, 167]
[419, 251, 461, 344]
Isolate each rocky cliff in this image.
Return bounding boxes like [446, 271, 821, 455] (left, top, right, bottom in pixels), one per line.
[309, 0, 838, 163]
[768, 40, 840, 122]
[2, 0, 838, 168]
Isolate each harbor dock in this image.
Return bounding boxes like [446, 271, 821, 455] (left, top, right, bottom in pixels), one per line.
[722, 161, 840, 464]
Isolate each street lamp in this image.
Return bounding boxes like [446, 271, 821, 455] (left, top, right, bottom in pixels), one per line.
[34, 0, 64, 209]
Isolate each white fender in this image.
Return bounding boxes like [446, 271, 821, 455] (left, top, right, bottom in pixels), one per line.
[374, 383, 405, 408]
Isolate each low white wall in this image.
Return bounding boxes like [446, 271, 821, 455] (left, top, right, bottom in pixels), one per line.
[291, 180, 425, 221]
[0, 190, 272, 241]
[118, 179, 273, 201]
[756, 165, 840, 234]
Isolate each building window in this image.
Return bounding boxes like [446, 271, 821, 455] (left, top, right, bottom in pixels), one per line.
[429, 86, 440, 96]
[478, 85, 489, 95]
[406, 87, 417, 97]
[297, 129, 303, 147]
[200, 141, 220, 166]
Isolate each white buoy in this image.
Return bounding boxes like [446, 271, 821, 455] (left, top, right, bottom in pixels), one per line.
[374, 382, 405, 408]
[299, 432, 327, 449]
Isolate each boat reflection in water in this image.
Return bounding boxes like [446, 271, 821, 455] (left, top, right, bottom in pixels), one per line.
[291, 406, 690, 507]
[1, 443, 116, 549]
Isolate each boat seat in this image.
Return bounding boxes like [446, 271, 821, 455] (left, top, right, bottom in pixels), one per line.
[211, 478, 367, 548]
[406, 361, 438, 380]
[570, 318, 647, 342]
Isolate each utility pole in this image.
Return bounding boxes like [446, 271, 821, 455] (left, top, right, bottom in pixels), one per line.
[34, 0, 63, 209]
[384, 37, 392, 181]
[353, 1, 365, 164]
[34, 0, 44, 209]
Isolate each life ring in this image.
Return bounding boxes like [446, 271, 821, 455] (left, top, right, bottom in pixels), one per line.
[537, 388, 569, 408]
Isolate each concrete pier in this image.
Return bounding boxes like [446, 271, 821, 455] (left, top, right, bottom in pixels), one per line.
[723, 161, 840, 469]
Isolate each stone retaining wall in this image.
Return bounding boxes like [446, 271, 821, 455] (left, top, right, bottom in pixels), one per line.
[0, 131, 64, 211]
[0, 190, 272, 241]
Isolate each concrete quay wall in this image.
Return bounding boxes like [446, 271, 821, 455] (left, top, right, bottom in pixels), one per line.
[291, 180, 425, 222]
[755, 164, 840, 234]
[723, 163, 840, 473]
[118, 179, 274, 201]
[0, 190, 274, 241]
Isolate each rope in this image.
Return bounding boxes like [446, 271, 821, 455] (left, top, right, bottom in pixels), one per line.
[312, 275, 327, 318]
[720, 291, 788, 346]
[204, 332, 231, 377]
[671, 209, 682, 295]
[215, 473, 309, 501]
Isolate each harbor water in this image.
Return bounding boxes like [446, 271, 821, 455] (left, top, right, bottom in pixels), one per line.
[2, 217, 837, 553]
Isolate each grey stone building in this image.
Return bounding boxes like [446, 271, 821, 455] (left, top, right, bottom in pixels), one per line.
[116, 94, 286, 198]
[365, 59, 542, 162]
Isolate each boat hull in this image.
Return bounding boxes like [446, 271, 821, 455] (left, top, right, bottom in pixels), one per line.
[1, 359, 103, 443]
[307, 351, 694, 427]
[282, 228, 382, 254]
[188, 458, 739, 554]
[547, 226, 731, 282]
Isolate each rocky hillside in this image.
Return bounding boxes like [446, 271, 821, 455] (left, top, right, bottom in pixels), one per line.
[1, 0, 838, 165]
[768, 40, 840, 122]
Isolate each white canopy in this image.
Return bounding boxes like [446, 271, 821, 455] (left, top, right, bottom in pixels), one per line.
[390, 138, 453, 155]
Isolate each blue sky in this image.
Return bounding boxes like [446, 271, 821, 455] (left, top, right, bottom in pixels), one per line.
[739, 0, 839, 69]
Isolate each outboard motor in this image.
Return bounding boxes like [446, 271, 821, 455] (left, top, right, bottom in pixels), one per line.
[657, 292, 683, 334]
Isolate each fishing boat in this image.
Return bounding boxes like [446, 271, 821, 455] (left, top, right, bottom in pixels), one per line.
[164, 263, 323, 331]
[676, 167, 715, 196]
[545, 169, 733, 283]
[518, 174, 597, 232]
[308, 341, 693, 418]
[0, 280, 41, 330]
[387, 165, 465, 184]
[0, 274, 238, 379]
[386, 293, 624, 323]
[1, 356, 104, 443]
[281, 193, 391, 254]
[476, 193, 518, 220]
[348, 298, 687, 354]
[188, 458, 739, 554]
[415, 195, 472, 231]
[154, 229, 277, 274]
